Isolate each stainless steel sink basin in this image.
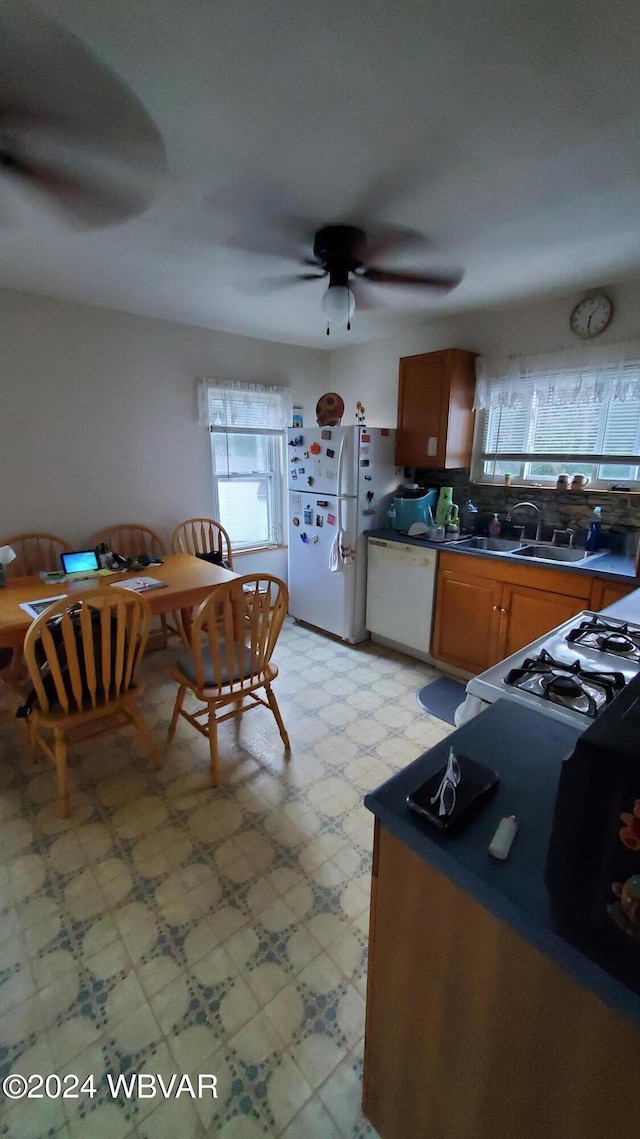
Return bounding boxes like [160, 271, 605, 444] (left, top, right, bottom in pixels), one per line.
[453, 536, 523, 552]
[512, 544, 593, 563]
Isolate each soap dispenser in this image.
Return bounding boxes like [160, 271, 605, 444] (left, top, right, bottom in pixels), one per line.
[488, 513, 501, 537]
[585, 506, 602, 553]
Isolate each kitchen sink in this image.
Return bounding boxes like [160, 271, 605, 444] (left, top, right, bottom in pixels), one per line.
[511, 544, 595, 563]
[453, 536, 523, 552]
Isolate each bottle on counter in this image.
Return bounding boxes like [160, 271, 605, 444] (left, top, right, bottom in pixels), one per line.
[386, 502, 397, 528]
[585, 506, 602, 553]
[488, 513, 502, 537]
[460, 500, 478, 534]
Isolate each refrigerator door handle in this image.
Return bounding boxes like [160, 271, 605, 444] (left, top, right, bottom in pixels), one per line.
[336, 435, 346, 498]
[330, 495, 348, 572]
[337, 496, 354, 563]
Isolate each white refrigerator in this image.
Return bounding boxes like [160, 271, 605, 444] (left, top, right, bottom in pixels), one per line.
[287, 425, 399, 643]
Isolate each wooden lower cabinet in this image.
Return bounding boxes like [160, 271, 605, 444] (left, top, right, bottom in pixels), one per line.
[499, 581, 587, 659]
[430, 566, 502, 672]
[431, 552, 634, 674]
[589, 577, 636, 611]
[363, 824, 640, 1139]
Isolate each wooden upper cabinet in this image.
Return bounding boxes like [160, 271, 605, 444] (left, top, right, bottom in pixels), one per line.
[396, 348, 477, 468]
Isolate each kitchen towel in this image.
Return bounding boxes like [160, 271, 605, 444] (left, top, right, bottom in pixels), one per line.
[417, 677, 466, 725]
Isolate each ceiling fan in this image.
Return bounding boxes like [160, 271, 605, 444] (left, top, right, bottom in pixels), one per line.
[245, 223, 463, 335]
[0, 1, 165, 229]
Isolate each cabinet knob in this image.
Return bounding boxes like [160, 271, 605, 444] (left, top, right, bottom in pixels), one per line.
[493, 605, 507, 613]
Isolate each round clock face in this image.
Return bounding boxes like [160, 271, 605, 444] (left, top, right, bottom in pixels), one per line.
[570, 295, 613, 338]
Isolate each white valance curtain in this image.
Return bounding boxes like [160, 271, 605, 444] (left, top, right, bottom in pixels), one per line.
[198, 379, 293, 431]
[474, 340, 640, 410]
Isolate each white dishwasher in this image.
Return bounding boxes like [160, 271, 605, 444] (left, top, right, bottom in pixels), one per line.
[365, 537, 438, 659]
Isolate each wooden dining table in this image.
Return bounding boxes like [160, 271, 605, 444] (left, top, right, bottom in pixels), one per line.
[0, 553, 238, 651]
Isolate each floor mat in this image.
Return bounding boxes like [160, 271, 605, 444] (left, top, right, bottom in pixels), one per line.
[417, 676, 467, 725]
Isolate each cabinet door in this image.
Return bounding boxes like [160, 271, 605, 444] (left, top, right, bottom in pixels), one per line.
[432, 568, 502, 672]
[589, 578, 636, 611]
[500, 584, 587, 660]
[396, 353, 449, 468]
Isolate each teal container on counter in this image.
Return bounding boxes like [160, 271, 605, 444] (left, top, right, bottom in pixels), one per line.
[391, 488, 438, 531]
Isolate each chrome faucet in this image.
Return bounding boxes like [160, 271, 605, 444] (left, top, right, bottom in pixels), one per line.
[507, 501, 543, 542]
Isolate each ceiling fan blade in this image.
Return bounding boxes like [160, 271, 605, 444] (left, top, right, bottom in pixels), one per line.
[362, 267, 463, 292]
[0, 1, 165, 228]
[234, 272, 327, 295]
[350, 280, 384, 311]
[0, 125, 158, 227]
[361, 223, 429, 261]
[205, 187, 317, 260]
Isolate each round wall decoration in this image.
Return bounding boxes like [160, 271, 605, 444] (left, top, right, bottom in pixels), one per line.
[316, 392, 345, 426]
[569, 294, 613, 339]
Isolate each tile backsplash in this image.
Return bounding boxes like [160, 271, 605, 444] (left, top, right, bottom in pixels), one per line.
[412, 467, 640, 550]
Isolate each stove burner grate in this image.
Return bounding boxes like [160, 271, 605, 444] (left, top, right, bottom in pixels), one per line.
[504, 648, 626, 718]
[567, 615, 640, 659]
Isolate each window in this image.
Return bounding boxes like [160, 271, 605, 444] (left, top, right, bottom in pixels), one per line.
[472, 343, 640, 488]
[199, 380, 292, 550]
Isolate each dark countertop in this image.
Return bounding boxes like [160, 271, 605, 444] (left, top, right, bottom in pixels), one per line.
[364, 699, 640, 1032]
[367, 527, 638, 584]
[602, 591, 640, 622]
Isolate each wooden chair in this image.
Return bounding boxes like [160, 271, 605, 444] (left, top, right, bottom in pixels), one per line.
[92, 523, 187, 650]
[0, 533, 71, 578]
[22, 588, 161, 817]
[171, 518, 233, 568]
[92, 523, 165, 560]
[167, 574, 290, 786]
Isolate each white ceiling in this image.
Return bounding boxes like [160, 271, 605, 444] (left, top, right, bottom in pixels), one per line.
[2, 0, 640, 348]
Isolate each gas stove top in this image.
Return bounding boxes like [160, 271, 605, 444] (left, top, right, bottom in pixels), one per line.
[465, 611, 640, 728]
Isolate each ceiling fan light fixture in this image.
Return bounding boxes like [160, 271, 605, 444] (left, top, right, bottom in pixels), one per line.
[321, 284, 356, 333]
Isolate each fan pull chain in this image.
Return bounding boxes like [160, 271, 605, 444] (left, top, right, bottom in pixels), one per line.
[326, 323, 330, 336]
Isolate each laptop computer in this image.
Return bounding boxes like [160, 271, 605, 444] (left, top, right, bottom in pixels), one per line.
[60, 549, 101, 579]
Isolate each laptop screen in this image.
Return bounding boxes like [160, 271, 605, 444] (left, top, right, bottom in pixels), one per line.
[60, 550, 100, 574]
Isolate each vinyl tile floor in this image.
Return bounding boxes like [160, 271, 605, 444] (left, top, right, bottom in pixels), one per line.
[0, 618, 452, 1138]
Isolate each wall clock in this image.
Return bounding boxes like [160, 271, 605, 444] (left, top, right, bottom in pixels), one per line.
[569, 294, 613, 339]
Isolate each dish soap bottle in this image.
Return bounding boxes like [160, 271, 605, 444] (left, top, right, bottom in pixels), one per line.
[488, 513, 501, 537]
[585, 506, 602, 553]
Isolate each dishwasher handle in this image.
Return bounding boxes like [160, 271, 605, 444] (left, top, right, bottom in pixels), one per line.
[369, 538, 436, 565]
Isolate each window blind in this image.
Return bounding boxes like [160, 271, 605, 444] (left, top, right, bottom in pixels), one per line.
[475, 345, 640, 484]
[198, 379, 292, 432]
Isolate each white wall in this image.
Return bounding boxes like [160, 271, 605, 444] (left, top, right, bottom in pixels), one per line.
[0, 288, 329, 578]
[327, 280, 640, 424]
[3, 278, 639, 573]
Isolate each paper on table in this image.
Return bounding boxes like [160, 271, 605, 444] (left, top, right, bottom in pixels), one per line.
[110, 577, 166, 592]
